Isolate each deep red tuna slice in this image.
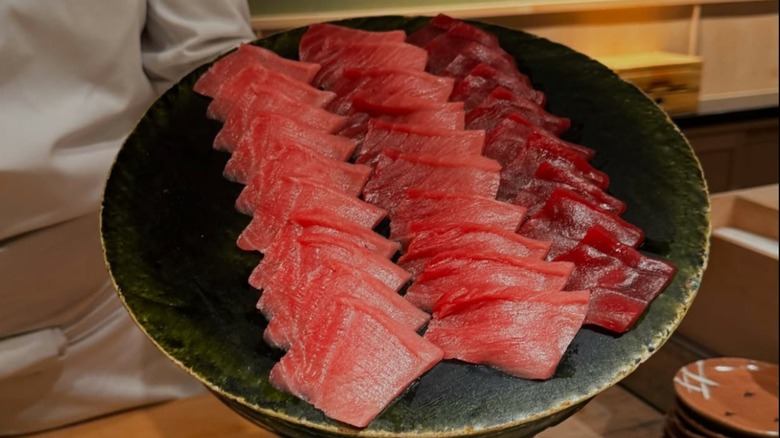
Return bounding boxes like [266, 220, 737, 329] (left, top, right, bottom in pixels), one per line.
[581, 287, 647, 333]
[398, 223, 551, 277]
[404, 250, 574, 311]
[357, 119, 485, 166]
[299, 23, 407, 63]
[327, 67, 455, 115]
[519, 188, 645, 259]
[231, 142, 370, 205]
[408, 14, 503, 49]
[289, 208, 399, 259]
[217, 89, 347, 135]
[511, 162, 626, 216]
[193, 43, 320, 97]
[450, 63, 544, 110]
[555, 224, 676, 302]
[237, 177, 386, 252]
[262, 258, 427, 350]
[423, 27, 516, 77]
[484, 112, 594, 162]
[466, 87, 570, 135]
[388, 189, 527, 245]
[214, 111, 356, 158]
[424, 287, 588, 380]
[269, 295, 442, 428]
[254, 233, 412, 321]
[311, 40, 429, 89]
[206, 64, 336, 121]
[362, 149, 501, 211]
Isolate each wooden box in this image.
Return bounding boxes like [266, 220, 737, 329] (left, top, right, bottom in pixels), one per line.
[598, 51, 703, 116]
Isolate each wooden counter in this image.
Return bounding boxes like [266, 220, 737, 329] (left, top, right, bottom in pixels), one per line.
[28, 385, 664, 438]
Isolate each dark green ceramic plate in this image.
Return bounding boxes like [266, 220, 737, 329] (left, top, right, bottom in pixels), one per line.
[101, 16, 710, 438]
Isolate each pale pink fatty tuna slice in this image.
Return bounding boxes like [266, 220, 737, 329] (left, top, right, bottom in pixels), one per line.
[193, 43, 320, 97]
[326, 67, 455, 115]
[269, 296, 442, 428]
[424, 287, 589, 380]
[237, 178, 386, 252]
[356, 119, 485, 166]
[299, 23, 407, 63]
[362, 149, 501, 211]
[404, 250, 574, 312]
[387, 189, 527, 245]
[206, 64, 336, 121]
[214, 111, 356, 158]
[398, 223, 551, 277]
[215, 89, 347, 136]
[261, 259, 427, 351]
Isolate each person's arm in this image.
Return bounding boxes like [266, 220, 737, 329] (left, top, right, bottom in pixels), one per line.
[141, 0, 256, 95]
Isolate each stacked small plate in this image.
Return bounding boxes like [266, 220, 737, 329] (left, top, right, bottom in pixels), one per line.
[667, 357, 779, 437]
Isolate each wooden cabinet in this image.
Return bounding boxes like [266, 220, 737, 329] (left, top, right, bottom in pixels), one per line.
[680, 114, 779, 193]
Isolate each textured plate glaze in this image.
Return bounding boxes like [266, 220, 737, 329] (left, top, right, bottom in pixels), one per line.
[101, 16, 710, 438]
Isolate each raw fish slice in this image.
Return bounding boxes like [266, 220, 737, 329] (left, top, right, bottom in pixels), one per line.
[217, 88, 347, 135]
[405, 250, 574, 311]
[214, 111, 356, 158]
[300, 23, 406, 63]
[424, 287, 589, 380]
[194, 43, 320, 97]
[310, 40, 428, 89]
[485, 112, 594, 162]
[262, 258, 426, 350]
[254, 231, 411, 308]
[357, 119, 485, 166]
[289, 208, 399, 259]
[388, 189, 527, 245]
[398, 223, 551, 277]
[451, 63, 544, 110]
[555, 224, 676, 303]
[339, 99, 465, 144]
[269, 296, 442, 428]
[466, 87, 570, 135]
[327, 67, 455, 115]
[232, 142, 370, 205]
[207, 64, 336, 121]
[423, 26, 516, 76]
[408, 14, 504, 50]
[512, 162, 626, 216]
[581, 288, 648, 333]
[237, 178, 386, 252]
[362, 149, 501, 211]
[519, 188, 644, 259]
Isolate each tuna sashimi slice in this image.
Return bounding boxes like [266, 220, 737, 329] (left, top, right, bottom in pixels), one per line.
[269, 296, 442, 428]
[299, 23, 407, 63]
[404, 250, 574, 311]
[451, 63, 545, 110]
[254, 231, 411, 311]
[362, 149, 501, 211]
[466, 87, 570, 136]
[357, 119, 485, 166]
[237, 177, 386, 252]
[408, 14, 503, 49]
[423, 27, 516, 77]
[424, 287, 588, 380]
[232, 142, 371, 207]
[206, 64, 336, 121]
[511, 162, 626, 216]
[217, 88, 347, 135]
[398, 223, 551, 277]
[387, 189, 527, 245]
[194, 43, 320, 97]
[214, 111, 356, 159]
[311, 40, 429, 89]
[260, 258, 425, 350]
[327, 68, 455, 115]
[519, 188, 645, 259]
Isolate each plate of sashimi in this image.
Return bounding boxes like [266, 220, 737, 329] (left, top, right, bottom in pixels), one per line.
[102, 14, 710, 438]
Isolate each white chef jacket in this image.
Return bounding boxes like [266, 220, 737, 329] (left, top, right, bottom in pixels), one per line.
[0, 1, 255, 434]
